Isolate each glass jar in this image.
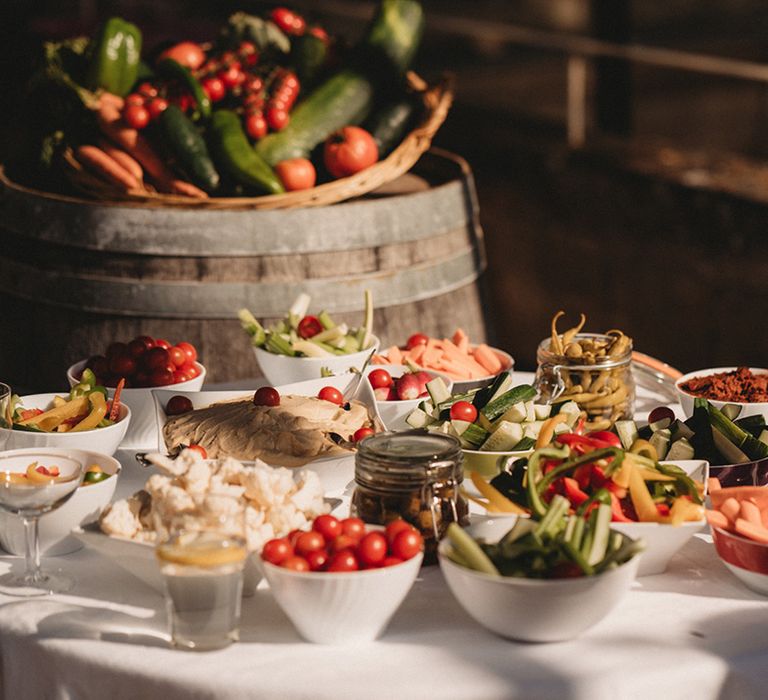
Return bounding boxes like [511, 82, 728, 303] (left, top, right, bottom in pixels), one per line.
[535, 332, 635, 429]
[351, 431, 468, 564]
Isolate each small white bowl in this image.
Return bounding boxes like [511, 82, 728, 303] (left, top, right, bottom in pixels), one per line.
[365, 364, 454, 431]
[0, 447, 121, 556]
[67, 359, 206, 450]
[253, 335, 380, 386]
[1, 393, 130, 456]
[675, 367, 768, 422]
[452, 346, 515, 394]
[438, 518, 640, 642]
[261, 547, 423, 644]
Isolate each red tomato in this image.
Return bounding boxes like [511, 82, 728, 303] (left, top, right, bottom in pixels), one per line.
[245, 112, 268, 140]
[168, 346, 187, 368]
[309, 26, 329, 43]
[326, 551, 359, 572]
[144, 347, 170, 371]
[109, 354, 136, 377]
[155, 339, 172, 350]
[368, 369, 393, 390]
[123, 104, 150, 130]
[450, 401, 478, 423]
[281, 556, 310, 572]
[341, 517, 366, 541]
[356, 531, 387, 567]
[312, 514, 342, 541]
[587, 430, 622, 448]
[261, 538, 293, 565]
[182, 361, 201, 379]
[244, 75, 264, 94]
[187, 444, 208, 459]
[391, 529, 423, 560]
[382, 556, 404, 567]
[286, 529, 304, 548]
[166, 395, 193, 416]
[173, 369, 192, 384]
[329, 534, 358, 554]
[271, 7, 306, 35]
[385, 519, 415, 546]
[266, 107, 290, 131]
[128, 336, 154, 355]
[159, 42, 206, 70]
[125, 93, 145, 107]
[275, 158, 316, 191]
[253, 386, 280, 407]
[318, 386, 343, 405]
[295, 531, 326, 557]
[406, 333, 429, 350]
[147, 98, 169, 121]
[324, 126, 379, 179]
[176, 341, 197, 363]
[150, 368, 174, 387]
[297, 315, 323, 339]
[202, 77, 226, 103]
[306, 549, 329, 571]
[219, 63, 245, 89]
[137, 82, 158, 98]
[353, 427, 375, 442]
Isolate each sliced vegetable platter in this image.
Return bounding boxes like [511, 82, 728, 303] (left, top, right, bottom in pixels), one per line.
[9, 0, 451, 208]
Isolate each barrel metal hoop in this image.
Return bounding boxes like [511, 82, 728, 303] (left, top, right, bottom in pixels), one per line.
[0, 248, 485, 319]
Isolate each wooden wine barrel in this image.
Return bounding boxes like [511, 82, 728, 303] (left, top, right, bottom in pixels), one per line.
[0, 149, 489, 391]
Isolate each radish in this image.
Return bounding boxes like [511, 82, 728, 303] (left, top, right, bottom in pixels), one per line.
[374, 387, 392, 401]
[395, 374, 420, 401]
[413, 371, 433, 395]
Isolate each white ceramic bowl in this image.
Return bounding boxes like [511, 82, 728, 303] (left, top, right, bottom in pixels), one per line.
[438, 518, 640, 642]
[253, 335, 380, 386]
[675, 367, 768, 421]
[0, 393, 130, 456]
[452, 346, 515, 394]
[365, 364, 454, 431]
[0, 447, 121, 556]
[67, 359, 206, 450]
[261, 547, 423, 644]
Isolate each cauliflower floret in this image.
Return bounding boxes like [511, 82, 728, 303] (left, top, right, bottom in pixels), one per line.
[244, 505, 275, 552]
[266, 503, 309, 537]
[208, 474, 246, 500]
[180, 459, 212, 496]
[289, 470, 327, 517]
[241, 464, 295, 508]
[99, 498, 143, 538]
[214, 457, 247, 485]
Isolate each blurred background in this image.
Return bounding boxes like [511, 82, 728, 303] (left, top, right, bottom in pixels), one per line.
[2, 0, 767, 374]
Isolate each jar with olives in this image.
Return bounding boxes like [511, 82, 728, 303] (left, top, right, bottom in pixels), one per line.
[351, 431, 468, 563]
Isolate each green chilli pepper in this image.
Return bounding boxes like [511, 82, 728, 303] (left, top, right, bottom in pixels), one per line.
[86, 17, 142, 96]
[156, 58, 211, 121]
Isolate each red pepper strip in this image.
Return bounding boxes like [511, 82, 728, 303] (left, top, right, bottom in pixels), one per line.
[562, 477, 590, 507]
[557, 433, 616, 450]
[574, 464, 593, 490]
[610, 492, 634, 522]
[590, 465, 608, 489]
[109, 378, 125, 422]
[656, 503, 671, 517]
[20, 408, 44, 420]
[573, 417, 586, 435]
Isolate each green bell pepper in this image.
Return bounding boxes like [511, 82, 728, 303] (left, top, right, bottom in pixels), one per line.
[86, 17, 143, 96]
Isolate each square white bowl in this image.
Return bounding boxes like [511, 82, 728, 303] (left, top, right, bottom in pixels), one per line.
[675, 367, 768, 421]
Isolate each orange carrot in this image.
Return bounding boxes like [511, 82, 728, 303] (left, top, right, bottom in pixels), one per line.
[99, 139, 143, 183]
[740, 500, 762, 527]
[706, 510, 730, 530]
[75, 145, 140, 191]
[408, 343, 426, 364]
[711, 486, 768, 510]
[386, 345, 403, 365]
[99, 92, 125, 110]
[720, 497, 741, 524]
[735, 518, 768, 544]
[169, 180, 208, 198]
[473, 343, 503, 375]
[109, 378, 126, 422]
[707, 477, 722, 493]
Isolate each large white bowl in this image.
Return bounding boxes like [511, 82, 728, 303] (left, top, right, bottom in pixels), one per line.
[366, 364, 454, 431]
[438, 518, 640, 642]
[67, 359, 206, 450]
[253, 335, 380, 386]
[0, 447, 121, 556]
[0, 393, 130, 456]
[675, 367, 768, 422]
[261, 546, 423, 644]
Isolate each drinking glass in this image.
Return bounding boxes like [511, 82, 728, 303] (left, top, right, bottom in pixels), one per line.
[0, 383, 12, 450]
[0, 453, 84, 596]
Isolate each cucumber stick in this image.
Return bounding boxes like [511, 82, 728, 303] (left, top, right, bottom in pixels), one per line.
[481, 385, 537, 422]
[445, 523, 499, 576]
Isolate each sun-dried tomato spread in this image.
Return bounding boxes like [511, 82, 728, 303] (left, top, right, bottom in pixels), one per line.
[681, 367, 768, 403]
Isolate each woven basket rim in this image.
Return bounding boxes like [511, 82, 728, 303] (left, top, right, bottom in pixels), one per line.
[57, 71, 454, 211]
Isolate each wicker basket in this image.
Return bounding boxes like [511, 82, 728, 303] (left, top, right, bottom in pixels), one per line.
[63, 72, 453, 210]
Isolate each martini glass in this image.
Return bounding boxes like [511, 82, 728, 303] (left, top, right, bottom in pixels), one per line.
[0, 453, 84, 596]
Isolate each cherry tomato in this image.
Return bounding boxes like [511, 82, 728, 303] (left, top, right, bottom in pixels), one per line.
[309, 26, 329, 43]
[177, 341, 197, 364]
[382, 556, 404, 567]
[306, 549, 329, 571]
[295, 531, 326, 557]
[137, 82, 158, 98]
[238, 41, 259, 65]
[167, 346, 186, 368]
[266, 107, 289, 131]
[147, 98, 169, 121]
[173, 369, 192, 384]
[356, 531, 387, 567]
[317, 386, 344, 405]
[340, 517, 366, 541]
[385, 518, 416, 546]
[183, 361, 201, 379]
[261, 537, 293, 565]
[125, 93, 145, 107]
[127, 338, 150, 358]
[253, 386, 280, 407]
[158, 42, 206, 70]
[109, 354, 136, 377]
[324, 126, 378, 179]
[244, 75, 264, 94]
[353, 427, 375, 442]
[450, 401, 478, 423]
[271, 7, 306, 35]
[297, 315, 323, 339]
[286, 529, 304, 548]
[245, 112, 268, 140]
[312, 514, 342, 541]
[187, 444, 207, 459]
[86, 355, 109, 379]
[144, 346, 170, 371]
[124, 104, 150, 130]
[202, 77, 226, 103]
[106, 342, 129, 360]
[219, 63, 245, 89]
[275, 158, 316, 191]
[368, 369, 393, 389]
[406, 333, 429, 350]
[281, 555, 310, 572]
[586, 430, 622, 448]
[166, 395, 193, 415]
[329, 534, 358, 554]
[391, 529, 423, 560]
[326, 551, 359, 572]
[155, 339, 172, 350]
[150, 368, 174, 387]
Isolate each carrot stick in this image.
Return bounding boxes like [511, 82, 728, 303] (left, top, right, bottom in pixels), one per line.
[169, 180, 208, 199]
[735, 518, 768, 544]
[75, 145, 140, 191]
[98, 139, 143, 183]
[740, 500, 762, 527]
[109, 378, 125, 422]
[706, 510, 731, 530]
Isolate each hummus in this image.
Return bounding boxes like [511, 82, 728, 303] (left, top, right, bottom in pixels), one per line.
[162, 394, 371, 466]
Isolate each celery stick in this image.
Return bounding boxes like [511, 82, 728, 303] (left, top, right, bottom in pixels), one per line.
[318, 310, 335, 330]
[445, 523, 500, 575]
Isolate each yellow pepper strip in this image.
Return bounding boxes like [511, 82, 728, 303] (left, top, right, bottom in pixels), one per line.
[629, 438, 658, 461]
[52, 395, 68, 408]
[470, 471, 528, 514]
[71, 392, 107, 432]
[635, 466, 676, 482]
[535, 414, 570, 449]
[628, 462, 661, 522]
[19, 396, 89, 428]
[460, 489, 503, 514]
[611, 459, 633, 489]
[669, 497, 704, 525]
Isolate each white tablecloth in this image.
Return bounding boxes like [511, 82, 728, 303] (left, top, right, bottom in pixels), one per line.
[1, 375, 766, 700]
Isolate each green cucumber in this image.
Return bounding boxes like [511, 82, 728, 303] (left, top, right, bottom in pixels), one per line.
[405, 407, 431, 429]
[209, 110, 284, 194]
[649, 428, 671, 460]
[686, 398, 721, 464]
[481, 421, 523, 451]
[511, 436, 536, 452]
[365, 98, 414, 156]
[708, 403, 768, 460]
[481, 385, 537, 422]
[361, 0, 425, 79]
[666, 437, 695, 461]
[290, 32, 328, 85]
[426, 377, 451, 405]
[445, 523, 499, 576]
[472, 371, 512, 410]
[461, 424, 489, 448]
[159, 105, 219, 192]
[615, 420, 639, 450]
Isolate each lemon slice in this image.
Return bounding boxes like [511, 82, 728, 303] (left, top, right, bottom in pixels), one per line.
[157, 537, 247, 568]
